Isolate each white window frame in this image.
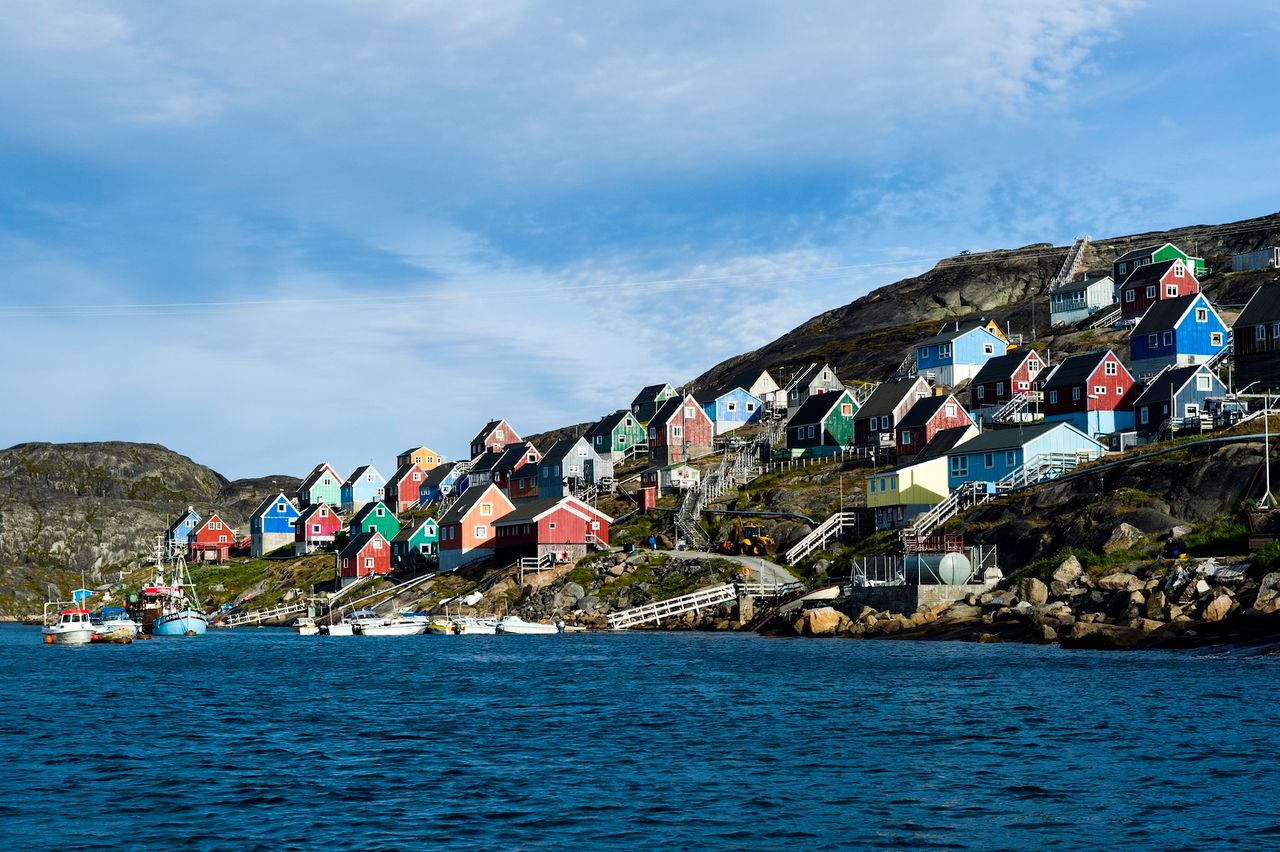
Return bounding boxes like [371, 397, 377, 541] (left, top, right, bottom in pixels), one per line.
[1104, 361, 1117, 376]
[1094, 385, 1107, 395]
[950, 456, 968, 477]
[1125, 289, 1135, 303]
[1195, 308, 1208, 323]
[474, 525, 487, 539]
[984, 453, 994, 469]
[1196, 374, 1212, 391]
[1210, 332, 1223, 347]
[1146, 285, 1156, 299]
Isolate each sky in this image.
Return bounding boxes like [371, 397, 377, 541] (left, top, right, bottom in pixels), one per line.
[1, 1, 1278, 479]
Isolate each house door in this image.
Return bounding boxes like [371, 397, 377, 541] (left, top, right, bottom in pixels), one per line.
[584, 459, 595, 483]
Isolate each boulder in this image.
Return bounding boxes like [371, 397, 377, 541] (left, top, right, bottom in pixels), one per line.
[1126, 617, 1165, 634]
[561, 582, 586, 601]
[1103, 523, 1146, 554]
[1016, 577, 1050, 607]
[605, 562, 627, 578]
[797, 606, 846, 637]
[1027, 622, 1058, 644]
[1145, 589, 1168, 621]
[1050, 555, 1084, 596]
[1169, 524, 1193, 541]
[1202, 594, 1233, 623]
[1061, 621, 1148, 650]
[1098, 572, 1143, 592]
[577, 595, 601, 613]
[1253, 572, 1280, 615]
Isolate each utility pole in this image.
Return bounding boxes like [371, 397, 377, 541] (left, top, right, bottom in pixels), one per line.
[1263, 392, 1276, 509]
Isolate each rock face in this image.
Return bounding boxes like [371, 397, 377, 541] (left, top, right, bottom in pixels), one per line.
[1253, 573, 1280, 615]
[1103, 523, 1146, 554]
[1017, 577, 1050, 607]
[795, 606, 847, 637]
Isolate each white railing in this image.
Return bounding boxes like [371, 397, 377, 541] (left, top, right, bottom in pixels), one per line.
[989, 393, 1029, 424]
[220, 600, 308, 627]
[1051, 235, 1090, 290]
[1088, 306, 1121, 329]
[607, 581, 801, 629]
[785, 511, 861, 563]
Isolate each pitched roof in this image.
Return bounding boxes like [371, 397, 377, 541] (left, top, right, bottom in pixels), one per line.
[1131, 293, 1207, 336]
[897, 395, 950, 429]
[1235, 282, 1280, 327]
[1133, 365, 1212, 408]
[651, 394, 700, 426]
[541, 437, 591, 466]
[1039, 350, 1114, 390]
[1113, 243, 1169, 265]
[787, 363, 835, 390]
[890, 425, 976, 471]
[387, 462, 424, 487]
[493, 442, 538, 472]
[439, 484, 508, 525]
[393, 517, 437, 543]
[1119, 259, 1180, 289]
[855, 377, 929, 419]
[947, 422, 1073, 454]
[342, 464, 382, 488]
[970, 351, 1035, 387]
[421, 462, 458, 489]
[297, 502, 339, 524]
[167, 507, 199, 535]
[298, 462, 340, 494]
[586, 410, 632, 439]
[250, 492, 297, 520]
[631, 384, 673, 405]
[715, 368, 775, 398]
[470, 419, 516, 447]
[492, 495, 613, 527]
[915, 319, 1001, 348]
[1051, 273, 1112, 295]
[350, 501, 394, 525]
[339, 530, 385, 559]
[787, 389, 853, 427]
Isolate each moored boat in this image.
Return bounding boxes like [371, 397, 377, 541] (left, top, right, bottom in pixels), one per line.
[355, 612, 429, 636]
[495, 615, 562, 635]
[92, 607, 140, 643]
[42, 607, 98, 645]
[451, 615, 499, 635]
[130, 538, 209, 637]
[294, 617, 320, 636]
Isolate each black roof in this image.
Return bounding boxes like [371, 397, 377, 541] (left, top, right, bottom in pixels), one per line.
[492, 497, 574, 526]
[393, 517, 436, 543]
[1235, 282, 1280, 327]
[469, 419, 507, 446]
[855, 377, 929, 419]
[631, 384, 673, 406]
[787, 363, 836, 390]
[339, 530, 384, 558]
[1050, 273, 1112, 295]
[493, 443, 536, 472]
[297, 502, 338, 523]
[297, 463, 338, 494]
[970, 351, 1032, 386]
[440, 485, 504, 525]
[1133, 365, 1211, 408]
[891, 425, 976, 470]
[1040, 350, 1113, 391]
[787, 389, 851, 427]
[421, 462, 457, 489]
[1131, 294, 1203, 336]
[350, 500, 393, 525]
[948, 422, 1074, 454]
[468, 452, 503, 475]
[650, 394, 691, 426]
[1113, 243, 1168, 265]
[897, 395, 949, 429]
[1119, 259, 1179, 289]
[541, 437, 591, 465]
[586, 410, 632, 439]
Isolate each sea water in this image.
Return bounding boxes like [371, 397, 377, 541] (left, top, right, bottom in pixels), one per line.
[2, 624, 1277, 850]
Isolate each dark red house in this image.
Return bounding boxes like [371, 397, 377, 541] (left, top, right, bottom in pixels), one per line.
[493, 496, 612, 565]
[384, 463, 427, 513]
[338, 531, 392, 582]
[1041, 349, 1137, 434]
[894, 393, 975, 461]
[1119, 259, 1199, 322]
[968, 349, 1047, 409]
[470, 419, 521, 458]
[506, 465, 540, 501]
[647, 393, 714, 465]
[188, 512, 233, 563]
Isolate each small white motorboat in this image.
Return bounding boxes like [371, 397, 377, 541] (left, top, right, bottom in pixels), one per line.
[450, 615, 499, 635]
[495, 615, 562, 635]
[355, 611, 429, 636]
[294, 617, 320, 636]
[42, 608, 98, 645]
[321, 608, 379, 636]
[92, 607, 140, 643]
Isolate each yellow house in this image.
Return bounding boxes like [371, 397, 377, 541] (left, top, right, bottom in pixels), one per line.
[867, 424, 978, 530]
[396, 446, 441, 471]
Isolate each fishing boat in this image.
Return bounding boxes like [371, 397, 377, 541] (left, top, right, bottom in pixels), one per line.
[495, 615, 562, 635]
[91, 607, 140, 643]
[130, 538, 209, 637]
[41, 606, 98, 645]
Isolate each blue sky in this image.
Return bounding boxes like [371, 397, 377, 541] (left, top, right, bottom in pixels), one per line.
[1, 1, 1277, 479]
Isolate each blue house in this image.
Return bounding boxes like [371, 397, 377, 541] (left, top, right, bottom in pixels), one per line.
[420, 462, 465, 504]
[249, 492, 301, 557]
[946, 422, 1105, 491]
[341, 464, 386, 513]
[700, 387, 764, 436]
[1132, 364, 1228, 443]
[165, 506, 201, 551]
[914, 320, 1009, 386]
[1128, 293, 1228, 379]
[538, 437, 612, 499]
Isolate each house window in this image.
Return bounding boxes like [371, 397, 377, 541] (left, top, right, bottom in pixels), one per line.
[1017, 381, 1029, 391]
[1174, 265, 1184, 278]
[474, 525, 487, 539]
[211, 521, 222, 530]
[1094, 386, 1107, 395]
[1197, 374, 1212, 391]
[822, 371, 830, 380]
[795, 427, 804, 440]
[619, 435, 627, 445]
[1140, 408, 1150, 424]
[364, 557, 374, 568]
[879, 415, 890, 430]
[841, 403, 853, 416]
[591, 521, 600, 531]
[495, 430, 505, 441]
[945, 404, 956, 417]
[869, 479, 876, 493]
[672, 425, 683, 439]
[1148, 333, 1159, 347]
[746, 402, 756, 412]
[1166, 285, 1177, 297]
[984, 453, 994, 469]
[1258, 324, 1268, 341]
[1005, 451, 1016, 466]
[649, 426, 657, 439]
[413, 472, 422, 481]
[977, 386, 985, 399]
[324, 478, 331, 485]
[918, 347, 929, 361]
[376, 507, 384, 516]
[1163, 331, 1173, 346]
[1118, 262, 1127, 276]
[951, 457, 968, 477]
[1210, 332, 1223, 347]
[277, 501, 286, 511]
[1273, 322, 1280, 338]
[684, 406, 695, 418]
[219, 534, 227, 543]
[727, 402, 737, 412]
[1105, 361, 1117, 376]
[366, 474, 373, 481]
[372, 538, 382, 549]
[312, 524, 321, 534]
[480, 503, 493, 516]
[984, 344, 994, 355]
[807, 425, 815, 438]
[1146, 285, 1156, 299]
[1125, 289, 1135, 303]
[1196, 308, 1208, 323]
[1115, 385, 1123, 395]
[996, 382, 1004, 396]
[889, 479, 896, 491]
[320, 508, 328, 517]
[900, 432, 910, 446]
[1050, 390, 1058, 404]
[549, 522, 557, 530]
[939, 344, 952, 358]
[1072, 387, 1080, 401]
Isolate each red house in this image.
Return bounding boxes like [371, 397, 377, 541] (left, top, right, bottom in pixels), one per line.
[647, 393, 714, 465]
[470, 419, 521, 458]
[968, 349, 1047, 409]
[895, 393, 975, 461]
[337, 531, 391, 584]
[1119, 259, 1199, 322]
[438, 483, 517, 573]
[295, 502, 343, 555]
[1041, 349, 1137, 434]
[384, 463, 427, 513]
[852, 377, 932, 448]
[492, 442, 541, 490]
[506, 465, 540, 501]
[493, 496, 612, 565]
[188, 512, 234, 563]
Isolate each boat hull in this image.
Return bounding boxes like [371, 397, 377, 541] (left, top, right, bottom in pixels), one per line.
[42, 626, 97, 645]
[152, 609, 209, 636]
[356, 621, 428, 636]
[496, 618, 560, 635]
[322, 623, 354, 636]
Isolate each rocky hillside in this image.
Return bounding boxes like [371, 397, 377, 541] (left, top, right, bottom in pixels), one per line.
[691, 210, 1280, 392]
[0, 441, 298, 615]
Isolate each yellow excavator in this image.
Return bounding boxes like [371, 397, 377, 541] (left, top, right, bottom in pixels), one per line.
[715, 518, 776, 556]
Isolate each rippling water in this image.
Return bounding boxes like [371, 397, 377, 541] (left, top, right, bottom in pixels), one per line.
[3, 624, 1277, 849]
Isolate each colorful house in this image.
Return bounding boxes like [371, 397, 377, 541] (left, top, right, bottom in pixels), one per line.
[392, 517, 439, 567]
[586, 409, 647, 463]
[296, 463, 343, 509]
[493, 496, 613, 566]
[784, 388, 858, 455]
[1040, 350, 1136, 436]
[894, 393, 975, 461]
[868, 425, 978, 530]
[538, 437, 613, 500]
[1118, 259, 1199, 322]
[348, 501, 401, 543]
[395, 446, 441, 471]
[469, 419, 521, 458]
[249, 492, 301, 557]
[294, 502, 342, 555]
[337, 531, 391, 586]
[188, 513, 234, 563]
[853, 377, 932, 449]
[419, 462, 465, 505]
[340, 464, 386, 514]
[968, 349, 1047, 419]
[384, 463, 428, 513]
[507, 466, 541, 502]
[1049, 274, 1115, 326]
[1133, 365, 1228, 442]
[784, 363, 843, 415]
[647, 393, 715, 465]
[640, 463, 701, 497]
[1232, 283, 1280, 391]
[699, 387, 764, 435]
[489, 442, 542, 491]
[437, 483, 516, 573]
[631, 384, 678, 425]
[1112, 242, 1207, 287]
[914, 320, 1009, 386]
[1128, 293, 1228, 378]
[946, 422, 1106, 491]
[723, 369, 784, 413]
[165, 506, 201, 552]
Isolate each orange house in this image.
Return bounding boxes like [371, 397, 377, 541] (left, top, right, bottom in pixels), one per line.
[437, 483, 515, 572]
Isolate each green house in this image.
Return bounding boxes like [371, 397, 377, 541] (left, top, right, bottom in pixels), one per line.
[349, 501, 401, 543]
[586, 409, 647, 462]
[630, 383, 677, 425]
[784, 389, 859, 455]
[1113, 242, 1206, 285]
[296, 462, 343, 509]
[393, 517, 438, 566]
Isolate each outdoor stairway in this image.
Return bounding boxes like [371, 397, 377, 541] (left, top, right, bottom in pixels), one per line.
[892, 351, 918, 380]
[848, 381, 880, 407]
[1051, 235, 1090, 289]
[988, 392, 1030, 425]
[674, 442, 764, 549]
[1205, 329, 1233, 371]
[1087, 306, 1121, 329]
[606, 581, 798, 629]
[784, 511, 862, 564]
